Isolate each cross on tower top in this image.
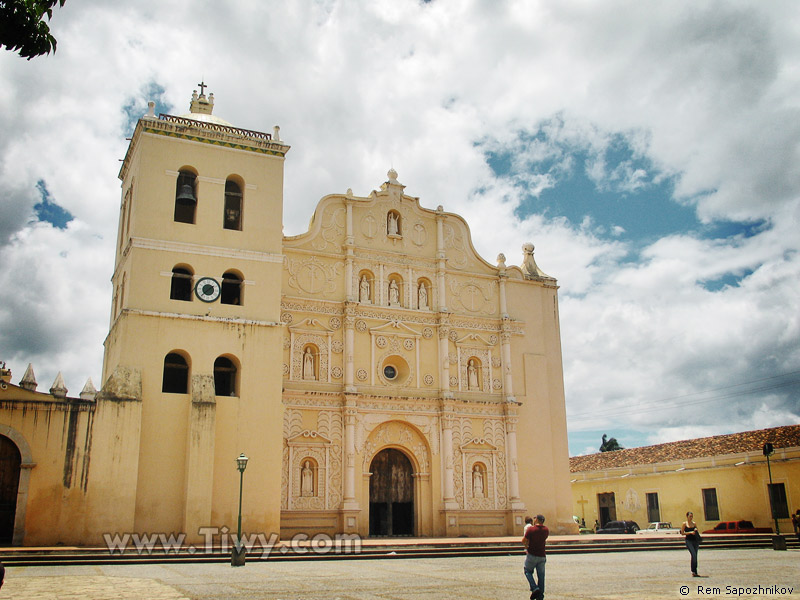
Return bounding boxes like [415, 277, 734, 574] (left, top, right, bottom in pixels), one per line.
[197, 80, 207, 96]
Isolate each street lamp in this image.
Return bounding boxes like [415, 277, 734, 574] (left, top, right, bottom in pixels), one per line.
[231, 452, 249, 566]
[762, 442, 786, 551]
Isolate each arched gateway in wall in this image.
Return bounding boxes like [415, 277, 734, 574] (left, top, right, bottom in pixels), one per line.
[363, 420, 431, 537]
[0, 435, 20, 543]
[369, 448, 414, 536]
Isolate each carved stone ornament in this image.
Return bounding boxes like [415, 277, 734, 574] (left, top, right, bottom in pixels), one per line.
[403, 338, 414, 351]
[356, 320, 367, 332]
[331, 340, 344, 353]
[423, 373, 434, 386]
[285, 256, 341, 296]
[411, 222, 427, 247]
[422, 327, 434, 339]
[491, 356, 502, 368]
[281, 312, 293, 324]
[357, 368, 368, 381]
[282, 364, 290, 376]
[329, 316, 342, 330]
[448, 329, 459, 342]
[449, 375, 459, 388]
[376, 336, 388, 348]
[331, 366, 343, 379]
[488, 334, 498, 345]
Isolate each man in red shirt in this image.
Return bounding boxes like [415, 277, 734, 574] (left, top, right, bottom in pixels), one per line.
[522, 514, 549, 600]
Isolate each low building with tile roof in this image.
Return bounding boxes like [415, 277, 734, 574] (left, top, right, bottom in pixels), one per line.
[570, 425, 800, 534]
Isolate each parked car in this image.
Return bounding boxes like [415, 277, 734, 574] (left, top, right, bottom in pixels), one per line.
[596, 520, 640, 534]
[636, 521, 681, 534]
[702, 520, 773, 534]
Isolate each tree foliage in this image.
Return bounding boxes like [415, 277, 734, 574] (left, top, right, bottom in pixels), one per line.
[599, 433, 624, 452]
[0, 0, 67, 60]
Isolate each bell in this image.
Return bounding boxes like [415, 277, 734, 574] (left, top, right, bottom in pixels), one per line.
[176, 184, 196, 203]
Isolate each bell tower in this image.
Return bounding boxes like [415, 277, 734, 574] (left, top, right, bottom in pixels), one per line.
[103, 85, 290, 540]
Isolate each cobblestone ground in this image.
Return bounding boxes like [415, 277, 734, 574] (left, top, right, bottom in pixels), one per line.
[1, 548, 798, 599]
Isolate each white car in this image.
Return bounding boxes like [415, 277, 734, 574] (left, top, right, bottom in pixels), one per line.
[636, 521, 681, 534]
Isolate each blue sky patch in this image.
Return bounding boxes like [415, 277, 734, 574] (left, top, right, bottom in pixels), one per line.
[701, 218, 770, 240]
[568, 428, 652, 457]
[34, 180, 73, 229]
[700, 268, 755, 291]
[482, 126, 704, 245]
[122, 81, 174, 136]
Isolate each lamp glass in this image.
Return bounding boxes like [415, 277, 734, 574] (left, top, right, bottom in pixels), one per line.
[236, 453, 249, 472]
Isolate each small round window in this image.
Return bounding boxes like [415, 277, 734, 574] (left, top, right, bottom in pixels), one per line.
[383, 365, 397, 380]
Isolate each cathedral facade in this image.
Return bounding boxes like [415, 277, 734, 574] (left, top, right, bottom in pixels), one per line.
[0, 89, 575, 545]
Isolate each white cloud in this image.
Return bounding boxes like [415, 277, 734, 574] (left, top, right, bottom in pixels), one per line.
[0, 0, 798, 450]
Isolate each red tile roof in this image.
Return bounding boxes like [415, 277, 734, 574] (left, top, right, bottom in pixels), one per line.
[570, 424, 800, 473]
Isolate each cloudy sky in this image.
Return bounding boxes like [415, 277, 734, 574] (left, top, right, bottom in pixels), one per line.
[1, 0, 798, 456]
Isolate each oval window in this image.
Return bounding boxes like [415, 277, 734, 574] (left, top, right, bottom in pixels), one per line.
[383, 365, 397, 380]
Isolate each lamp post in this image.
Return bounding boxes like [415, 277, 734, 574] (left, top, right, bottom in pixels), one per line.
[763, 442, 786, 551]
[231, 452, 249, 566]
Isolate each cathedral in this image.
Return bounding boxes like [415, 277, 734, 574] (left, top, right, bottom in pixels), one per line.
[0, 88, 576, 545]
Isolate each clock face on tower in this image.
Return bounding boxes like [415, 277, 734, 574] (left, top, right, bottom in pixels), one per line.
[195, 277, 221, 302]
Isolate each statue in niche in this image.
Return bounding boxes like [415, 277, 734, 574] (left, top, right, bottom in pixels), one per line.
[468, 359, 479, 390]
[300, 460, 314, 496]
[389, 280, 400, 305]
[303, 347, 316, 380]
[418, 282, 427, 309]
[387, 212, 399, 236]
[472, 465, 484, 498]
[359, 275, 370, 303]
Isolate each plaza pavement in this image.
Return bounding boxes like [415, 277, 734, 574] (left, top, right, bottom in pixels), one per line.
[0, 546, 797, 599]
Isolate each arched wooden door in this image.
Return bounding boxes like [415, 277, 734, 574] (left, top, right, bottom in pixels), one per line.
[369, 448, 414, 536]
[0, 435, 21, 544]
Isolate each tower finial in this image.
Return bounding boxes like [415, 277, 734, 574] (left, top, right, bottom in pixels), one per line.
[197, 80, 207, 96]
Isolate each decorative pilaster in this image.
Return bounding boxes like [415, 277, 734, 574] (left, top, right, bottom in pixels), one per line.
[504, 405, 525, 511]
[183, 374, 216, 539]
[501, 327, 515, 401]
[497, 253, 509, 318]
[344, 304, 356, 392]
[379, 264, 385, 306]
[435, 206, 447, 311]
[440, 403, 458, 510]
[341, 396, 359, 510]
[344, 196, 355, 301]
[438, 314, 452, 397]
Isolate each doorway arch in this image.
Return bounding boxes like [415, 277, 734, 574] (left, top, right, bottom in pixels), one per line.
[0, 435, 21, 544]
[369, 448, 414, 536]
